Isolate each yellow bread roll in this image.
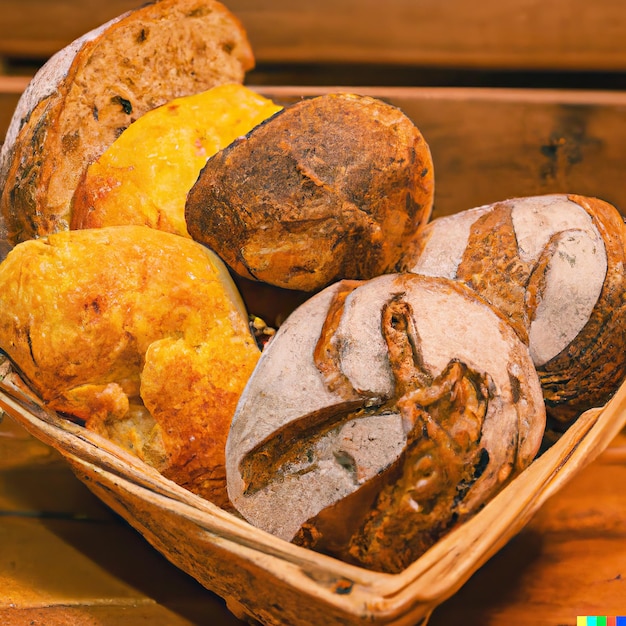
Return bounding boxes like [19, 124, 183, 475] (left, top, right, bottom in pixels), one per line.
[0, 225, 260, 508]
[71, 84, 282, 236]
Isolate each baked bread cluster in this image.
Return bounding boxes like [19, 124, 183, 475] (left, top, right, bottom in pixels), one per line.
[0, 0, 254, 251]
[0, 0, 624, 574]
[71, 83, 282, 237]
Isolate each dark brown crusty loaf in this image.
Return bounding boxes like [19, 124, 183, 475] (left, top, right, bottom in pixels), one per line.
[0, 0, 254, 255]
[185, 92, 434, 292]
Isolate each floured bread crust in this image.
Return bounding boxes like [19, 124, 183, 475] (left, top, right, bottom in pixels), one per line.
[402, 194, 626, 422]
[0, 225, 260, 508]
[0, 0, 254, 253]
[226, 273, 545, 572]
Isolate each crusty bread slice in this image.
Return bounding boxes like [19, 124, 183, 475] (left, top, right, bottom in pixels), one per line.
[0, 0, 254, 254]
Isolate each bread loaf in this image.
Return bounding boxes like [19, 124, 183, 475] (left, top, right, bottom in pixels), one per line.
[71, 83, 281, 237]
[0, 225, 260, 509]
[0, 0, 254, 255]
[225, 273, 546, 573]
[400, 194, 626, 423]
[185, 93, 435, 292]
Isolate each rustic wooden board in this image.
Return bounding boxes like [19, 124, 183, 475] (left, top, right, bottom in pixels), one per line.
[430, 435, 626, 624]
[0, 516, 242, 625]
[0, 76, 28, 149]
[0, 424, 242, 625]
[2, 0, 626, 71]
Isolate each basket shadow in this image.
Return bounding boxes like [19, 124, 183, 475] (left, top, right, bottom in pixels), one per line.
[427, 529, 544, 625]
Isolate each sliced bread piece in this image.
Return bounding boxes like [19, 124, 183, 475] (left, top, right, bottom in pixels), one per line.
[0, 0, 254, 254]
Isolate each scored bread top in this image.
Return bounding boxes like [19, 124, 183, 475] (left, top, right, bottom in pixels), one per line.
[402, 193, 626, 422]
[0, 0, 254, 254]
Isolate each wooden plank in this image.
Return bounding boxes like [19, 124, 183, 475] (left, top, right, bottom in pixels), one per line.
[430, 433, 626, 624]
[2, 0, 626, 71]
[0, 407, 60, 470]
[0, 517, 242, 624]
[3, 81, 626, 219]
[0, 76, 27, 148]
[0, 448, 243, 624]
[236, 0, 626, 71]
[0, 606, 201, 626]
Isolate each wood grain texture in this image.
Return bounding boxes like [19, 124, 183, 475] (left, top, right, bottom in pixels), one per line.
[2, 0, 626, 70]
[0, 76, 27, 149]
[0, 420, 241, 625]
[430, 436, 626, 624]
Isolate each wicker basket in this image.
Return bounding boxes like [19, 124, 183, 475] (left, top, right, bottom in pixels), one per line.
[1, 355, 625, 626]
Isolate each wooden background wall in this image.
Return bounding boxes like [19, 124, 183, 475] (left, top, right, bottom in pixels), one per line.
[4, 0, 626, 71]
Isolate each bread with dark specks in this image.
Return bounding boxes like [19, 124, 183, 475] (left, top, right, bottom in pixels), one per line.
[0, 0, 254, 257]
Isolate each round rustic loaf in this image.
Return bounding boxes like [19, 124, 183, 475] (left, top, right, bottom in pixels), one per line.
[185, 92, 435, 292]
[225, 272, 546, 573]
[400, 194, 626, 423]
[0, 225, 260, 509]
[0, 0, 254, 257]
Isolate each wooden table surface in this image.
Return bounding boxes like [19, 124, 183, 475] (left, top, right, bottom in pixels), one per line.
[1, 412, 625, 626]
